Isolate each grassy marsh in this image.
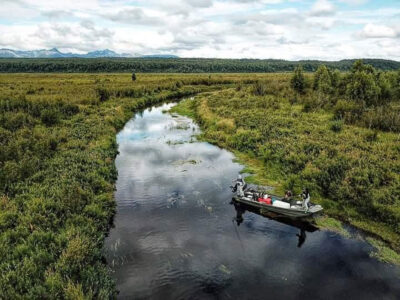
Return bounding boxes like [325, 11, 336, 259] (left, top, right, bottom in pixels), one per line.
[1, 69, 399, 297]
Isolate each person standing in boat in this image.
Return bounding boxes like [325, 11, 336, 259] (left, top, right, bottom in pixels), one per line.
[301, 188, 310, 211]
[234, 175, 246, 197]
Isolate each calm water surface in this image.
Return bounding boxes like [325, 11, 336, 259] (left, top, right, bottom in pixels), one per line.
[104, 102, 400, 300]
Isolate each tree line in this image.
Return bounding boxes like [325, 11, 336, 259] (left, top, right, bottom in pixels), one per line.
[0, 57, 399, 73]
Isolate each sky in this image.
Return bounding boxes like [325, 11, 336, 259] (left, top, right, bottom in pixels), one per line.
[0, 0, 399, 60]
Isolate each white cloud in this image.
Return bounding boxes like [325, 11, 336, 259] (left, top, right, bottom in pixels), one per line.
[0, 0, 399, 60]
[310, 0, 336, 16]
[338, 0, 368, 5]
[359, 23, 398, 38]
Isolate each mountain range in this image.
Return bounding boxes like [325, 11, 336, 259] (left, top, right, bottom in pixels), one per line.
[0, 48, 179, 59]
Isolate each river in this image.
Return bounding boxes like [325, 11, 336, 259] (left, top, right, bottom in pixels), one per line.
[104, 102, 400, 299]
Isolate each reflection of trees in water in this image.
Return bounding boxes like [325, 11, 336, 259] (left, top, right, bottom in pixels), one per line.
[231, 200, 318, 248]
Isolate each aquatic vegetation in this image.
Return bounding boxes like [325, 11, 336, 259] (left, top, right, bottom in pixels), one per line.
[173, 123, 191, 130]
[166, 140, 185, 145]
[172, 159, 201, 166]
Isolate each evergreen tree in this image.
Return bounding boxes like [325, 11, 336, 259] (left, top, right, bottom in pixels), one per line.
[291, 65, 306, 94]
[314, 65, 333, 95]
[345, 61, 381, 107]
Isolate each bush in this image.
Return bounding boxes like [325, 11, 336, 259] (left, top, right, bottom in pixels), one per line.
[377, 72, 393, 103]
[364, 131, 378, 142]
[1, 111, 35, 131]
[362, 106, 400, 132]
[291, 65, 306, 94]
[252, 81, 267, 96]
[313, 65, 335, 95]
[59, 103, 79, 116]
[41, 109, 60, 126]
[333, 99, 363, 123]
[330, 120, 343, 132]
[95, 88, 110, 102]
[345, 60, 382, 107]
[302, 96, 321, 112]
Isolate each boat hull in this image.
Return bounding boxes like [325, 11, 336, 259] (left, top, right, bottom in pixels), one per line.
[232, 196, 323, 218]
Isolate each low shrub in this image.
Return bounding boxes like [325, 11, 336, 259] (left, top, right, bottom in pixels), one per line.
[333, 99, 363, 123]
[330, 120, 343, 132]
[252, 81, 267, 96]
[362, 106, 400, 132]
[95, 87, 110, 102]
[41, 109, 60, 126]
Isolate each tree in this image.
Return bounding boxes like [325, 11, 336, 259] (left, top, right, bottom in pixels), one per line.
[313, 65, 324, 90]
[351, 60, 375, 74]
[132, 73, 137, 81]
[291, 65, 306, 94]
[330, 69, 341, 90]
[377, 72, 392, 104]
[313, 65, 333, 95]
[345, 61, 381, 107]
[396, 69, 400, 99]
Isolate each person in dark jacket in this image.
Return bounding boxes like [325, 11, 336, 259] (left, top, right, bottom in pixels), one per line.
[233, 175, 246, 197]
[300, 188, 310, 211]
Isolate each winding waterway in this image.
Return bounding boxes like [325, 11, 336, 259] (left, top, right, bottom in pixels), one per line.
[104, 102, 400, 299]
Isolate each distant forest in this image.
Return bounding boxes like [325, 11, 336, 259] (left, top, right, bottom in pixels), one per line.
[0, 58, 399, 73]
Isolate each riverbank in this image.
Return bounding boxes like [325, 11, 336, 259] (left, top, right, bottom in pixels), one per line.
[170, 86, 400, 264]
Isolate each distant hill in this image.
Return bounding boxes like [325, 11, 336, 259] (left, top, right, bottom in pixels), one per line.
[0, 48, 180, 58]
[84, 49, 132, 58]
[0, 48, 68, 58]
[0, 48, 132, 58]
[0, 57, 398, 73]
[140, 54, 180, 59]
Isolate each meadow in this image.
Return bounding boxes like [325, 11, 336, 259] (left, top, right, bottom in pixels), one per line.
[0, 64, 399, 297]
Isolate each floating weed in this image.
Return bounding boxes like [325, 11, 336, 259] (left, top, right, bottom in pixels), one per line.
[166, 140, 185, 145]
[218, 264, 232, 275]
